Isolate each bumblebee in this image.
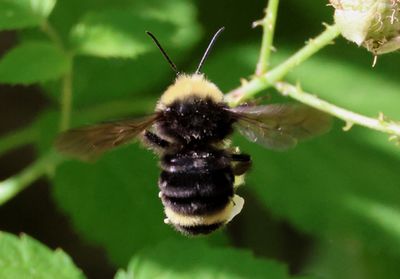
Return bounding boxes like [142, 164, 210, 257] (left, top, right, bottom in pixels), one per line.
[56, 28, 331, 235]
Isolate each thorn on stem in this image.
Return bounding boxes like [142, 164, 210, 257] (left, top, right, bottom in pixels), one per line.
[372, 55, 378, 67]
[343, 121, 354, 131]
[240, 78, 249, 86]
[275, 82, 288, 96]
[378, 112, 387, 123]
[252, 19, 263, 28]
[389, 135, 400, 146]
[295, 81, 303, 93]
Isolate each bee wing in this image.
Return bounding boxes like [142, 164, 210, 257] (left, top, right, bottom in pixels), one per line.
[229, 104, 332, 150]
[55, 114, 159, 161]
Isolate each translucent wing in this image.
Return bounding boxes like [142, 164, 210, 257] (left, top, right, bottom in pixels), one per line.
[55, 114, 159, 160]
[229, 104, 332, 150]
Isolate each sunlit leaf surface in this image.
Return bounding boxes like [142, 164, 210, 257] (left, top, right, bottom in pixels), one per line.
[0, 232, 85, 279]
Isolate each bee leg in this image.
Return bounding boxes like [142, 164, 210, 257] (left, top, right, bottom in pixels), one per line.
[231, 153, 252, 175]
[144, 131, 170, 149]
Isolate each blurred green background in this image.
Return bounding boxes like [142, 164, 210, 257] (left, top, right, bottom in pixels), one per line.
[0, 0, 400, 278]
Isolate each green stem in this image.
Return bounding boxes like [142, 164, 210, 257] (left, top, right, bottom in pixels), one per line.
[275, 82, 400, 137]
[0, 126, 38, 157]
[41, 20, 65, 52]
[255, 0, 280, 75]
[60, 65, 73, 131]
[225, 24, 341, 106]
[41, 20, 74, 132]
[0, 151, 63, 205]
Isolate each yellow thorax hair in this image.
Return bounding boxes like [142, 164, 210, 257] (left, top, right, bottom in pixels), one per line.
[157, 74, 224, 109]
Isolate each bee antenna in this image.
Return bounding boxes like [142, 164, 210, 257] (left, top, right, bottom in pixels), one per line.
[195, 27, 225, 74]
[146, 31, 179, 74]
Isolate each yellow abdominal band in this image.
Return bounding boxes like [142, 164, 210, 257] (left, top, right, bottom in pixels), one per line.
[165, 195, 244, 227]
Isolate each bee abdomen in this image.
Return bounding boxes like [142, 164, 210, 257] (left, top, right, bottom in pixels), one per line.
[159, 169, 234, 215]
[161, 150, 230, 173]
[163, 197, 241, 236]
[161, 194, 231, 215]
[159, 149, 236, 235]
[159, 170, 234, 199]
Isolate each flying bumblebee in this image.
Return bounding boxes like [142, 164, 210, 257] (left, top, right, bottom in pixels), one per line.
[56, 27, 331, 235]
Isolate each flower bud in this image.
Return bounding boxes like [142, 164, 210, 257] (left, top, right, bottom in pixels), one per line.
[330, 0, 400, 54]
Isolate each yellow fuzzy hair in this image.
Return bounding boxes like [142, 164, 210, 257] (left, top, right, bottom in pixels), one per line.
[157, 74, 224, 109]
[234, 174, 246, 188]
[165, 195, 244, 226]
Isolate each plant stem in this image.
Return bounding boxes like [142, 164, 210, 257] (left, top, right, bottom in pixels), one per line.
[255, 0, 280, 75]
[41, 20, 74, 132]
[225, 24, 341, 106]
[0, 126, 38, 157]
[0, 151, 63, 205]
[275, 82, 400, 137]
[41, 20, 65, 52]
[60, 66, 73, 131]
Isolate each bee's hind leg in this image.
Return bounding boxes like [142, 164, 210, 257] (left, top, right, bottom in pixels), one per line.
[143, 131, 170, 150]
[230, 153, 252, 176]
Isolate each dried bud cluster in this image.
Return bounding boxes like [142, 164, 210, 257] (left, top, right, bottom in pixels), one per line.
[330, 0, 400, 55]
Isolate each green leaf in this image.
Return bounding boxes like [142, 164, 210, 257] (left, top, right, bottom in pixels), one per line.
[70, 10, 176, 58]
[0, 41, 70, 84]
[114, 239, 311, 279]
[309, 237, 400, 279]
[239, 130, 400, 253]
[0, 231, 85, 279]
[0, 0, 56, 30]
[69, 0, 202, 59]
[130, 0, 200, 48]
[52, 146, 227, 265]
[40, 0, 200, 107]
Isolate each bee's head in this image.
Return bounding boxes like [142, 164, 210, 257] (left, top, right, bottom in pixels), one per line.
[148, 27, 225, 110]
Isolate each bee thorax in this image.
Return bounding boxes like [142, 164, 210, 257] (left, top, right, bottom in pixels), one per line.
[156, 97, 234, 145]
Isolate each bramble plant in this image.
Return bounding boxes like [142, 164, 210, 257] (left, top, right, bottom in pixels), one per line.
[0, 0, 400, 278]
